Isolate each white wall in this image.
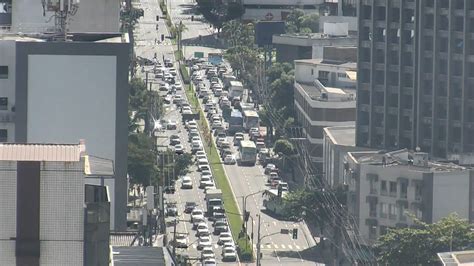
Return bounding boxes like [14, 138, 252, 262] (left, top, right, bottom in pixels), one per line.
[295, 62, 356, 88]
[0, 161, 17, 265]
[431, 171, 470, 222]
[26, 54, 117, 164]
[85, 178, 116, 229]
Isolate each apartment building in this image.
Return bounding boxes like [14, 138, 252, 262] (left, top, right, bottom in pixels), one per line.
[356, 0, 474, 159]
[294, 59, 357, 164]
[0, 34, 129, 230]
[0, 142, 111, 265]
[344, 149, 474, 244]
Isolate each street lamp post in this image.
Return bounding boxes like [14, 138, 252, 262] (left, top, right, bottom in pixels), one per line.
[242, 189, 265, 234]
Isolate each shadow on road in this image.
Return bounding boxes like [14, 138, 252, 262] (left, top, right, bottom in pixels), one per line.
[276, 245, 326, 264]
[181, 33, 227, 49]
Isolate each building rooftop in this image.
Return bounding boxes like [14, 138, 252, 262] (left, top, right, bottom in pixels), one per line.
[438, 250, 474, 266]
[112, 246, 169, 266]
[276, 32, 356, 40]
[324, 126, 355, 146]
[296, 81, 356, 102]
[294, 58, 357, 69]
[349, 149, 467, 172]
[0, 32, 126, 43]
[0, 142, 85, 162]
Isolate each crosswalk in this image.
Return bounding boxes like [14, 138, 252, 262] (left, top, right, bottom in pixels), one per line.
[253, 243, 302, 251]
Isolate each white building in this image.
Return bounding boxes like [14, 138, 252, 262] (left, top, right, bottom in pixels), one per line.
[0, 142, 112, 265]
[344, 149, 474, 244]
[0, 33, 130, 230]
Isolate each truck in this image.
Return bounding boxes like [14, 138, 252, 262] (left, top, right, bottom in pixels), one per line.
[222, 74, 237, 89]
[205, 189, 223, 215]
[229, 81, 244, 100]
[239, 140, 258, 166]
[227, 110, 244, 135]
[243, 110, 260, 131]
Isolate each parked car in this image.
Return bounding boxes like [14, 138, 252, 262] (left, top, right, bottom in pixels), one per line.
[181, 176, 193, 189]
[218, 232, 233, 245]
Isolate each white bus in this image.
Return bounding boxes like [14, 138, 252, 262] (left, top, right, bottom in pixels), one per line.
[243, 110, 259, 131]
[239, 140, 257, 166]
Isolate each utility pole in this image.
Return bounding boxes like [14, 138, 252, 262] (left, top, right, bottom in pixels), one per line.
[256, 214, 261, 266]
[172, 218, 178, 258]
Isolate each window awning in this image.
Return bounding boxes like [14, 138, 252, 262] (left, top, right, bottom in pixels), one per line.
[346, 70, 357, 81]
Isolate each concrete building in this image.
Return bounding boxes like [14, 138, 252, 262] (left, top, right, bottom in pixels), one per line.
[0, 33, 130, 230]
[273, 32, 357, 63]
[344, 149, 474, 244]
[0, 0, 120, 33]
[322, 126, 369, 187]
[356, 0, 474, 159]
[0, 142, 111, 265]
[294, 58, 357, 164]
[438, 250, 474, 266]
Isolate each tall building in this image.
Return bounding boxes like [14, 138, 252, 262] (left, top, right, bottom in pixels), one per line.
[356, 0, 474, 159]
[0, 142, 112, 265]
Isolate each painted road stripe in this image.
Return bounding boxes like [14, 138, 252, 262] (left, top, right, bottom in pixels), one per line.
[214, 244, 219, 249]
[192, 244, 197, 249]
[281, 244, 286, 249]
[273, 221, 277, 226]
[288, 244, 292, 249]
[266, 244, 272, 249]
[273, 244, 279, 249]
[253, 244, 256, 249]
[295, 245, 300, 250]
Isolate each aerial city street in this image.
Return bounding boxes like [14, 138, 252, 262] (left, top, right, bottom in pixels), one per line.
[1, 0, 474, 265]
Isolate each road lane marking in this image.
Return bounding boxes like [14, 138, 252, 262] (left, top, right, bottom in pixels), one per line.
[288, 244, 292, 249]
[266, 244, 272, 249]
[295, 244, 300, 250]
[280, 244, 286, 249]
[273, 221, 277, 226]
[273, 244, 278, 249]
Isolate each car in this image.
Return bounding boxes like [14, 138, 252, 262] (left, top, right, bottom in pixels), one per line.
[195, 154, 207, 163]
[211, 121, 223, 130]
[181, 176, 193, 189]
[166, 202, 178, 217]
[164, 181, 176, 194]
[197, 235, 212, 250]
[166, 120, 177, 130]
[223, 241, 236, 249]
[199, 175, 214, 189]
[214, 87, 223, 96]
[220, 140, 231, 149]
[173, 234, 188, 248]
[169, 135, 180, 145]
[270, 177, 283, 188]
[216, 137, 226, 147]
[196, 223, 210, 237]
[187, 123, 198, 131]
[264, 163, 277, 175]
[159, 82, 170, 91]
[192, 216, 205, 229]
[191, 142, 204, 153]
[181, 106, 192, 113]
[184, 202, 197, 213]
[218, 232, 233, 245]
[191, 209, 205, 222]
[223, 155, 236, 165]
[169, 68, 177, 76]
[200, 164, 211, 172]
[222, 246, 237, 261]
[201, 247, 215, 260]
[197, 157, 209, 168]
[211, 209, 226, 222]
[204, 185, 217, 194]
[268, 171, 279, 182]
[186, 120, 198, 130]
[195, 150, 206, 157]
[202, 258, 217, 266]
[256, 141, 266, 151]
[174, 144, 184, 155]
[173, 94, 183, 104]
[164, 95, 172, 104]
[213, 219, 229, 235]
[173, 81, 182, 90]
[188, 129, 199, 141]
[220, 148, 232, 160]
[278, 181, 289, 192]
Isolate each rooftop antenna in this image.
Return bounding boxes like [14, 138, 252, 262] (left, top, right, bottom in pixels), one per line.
[41, 0, 80, 41]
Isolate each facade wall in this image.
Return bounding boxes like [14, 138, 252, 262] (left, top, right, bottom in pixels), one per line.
[275, 44, 311, 63]
[0, 161, 17, 264]
[319, 15, 358, 32]
[431, 171, 471, 222]
[0, 40, 16, 142]
[295, 62, 356, 88]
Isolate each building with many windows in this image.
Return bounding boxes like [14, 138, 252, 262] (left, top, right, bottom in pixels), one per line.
[344, 149, 474, 244]
[356, 0, 474, 159]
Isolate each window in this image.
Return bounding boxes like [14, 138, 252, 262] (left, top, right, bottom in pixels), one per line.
[380, 181, 388, 195]
[369, 225, 377, 240]
[389, 204, 397, 219]
[369, 201, 377, 217]
[400, 182, 408, 199]
[311, 68, 314, 75]
[380, 203, 388, 218]
[0, 66, 7, 79]
[415, 183, 422, 201]
[380, 226, 388, 236]
[0, 129, 6, 142]
[0, 97, 7, 110]
[389, 181, 397, 196]
[337, 72, 348, 79]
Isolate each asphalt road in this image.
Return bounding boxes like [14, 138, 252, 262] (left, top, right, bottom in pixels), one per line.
[134, 0, 322, 264]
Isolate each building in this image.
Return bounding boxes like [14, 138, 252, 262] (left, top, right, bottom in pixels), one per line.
[356, 0, 474, 159]
[0, 34, 130, 230]
[322, 126, 369, 187]
[0, 142, 112, 265]
[344, 149, 474, 244]
[0, 0, 120, 33]
[240, 0, 357, 22]
[273, 31, 357, 63]
[438, 250, 474, 266]
[294, 58, 357, 165]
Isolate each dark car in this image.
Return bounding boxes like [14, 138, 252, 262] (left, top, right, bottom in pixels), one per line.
[166, 202, 178, 217]
[184, 202, 197, 213]
[164, 180, 176, 194]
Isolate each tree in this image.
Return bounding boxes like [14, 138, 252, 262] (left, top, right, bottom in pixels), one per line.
[285, 9, 319, 33]
[375, 213, 474, 265]
[196, 0, 244, 32]
[300, 13, 320, 33]
[273, 139, 295, 156]
[285, 9, 305, 33]
[127, 133, 159, 186]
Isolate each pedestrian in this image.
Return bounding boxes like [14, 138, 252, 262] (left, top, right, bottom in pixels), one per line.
[154, 38, 157, 44]
[156, 24, 159, 30]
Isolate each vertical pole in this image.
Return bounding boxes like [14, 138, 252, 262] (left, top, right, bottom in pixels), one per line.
[148, 211, 153, 246]
[145, 71, 149, 88]
[172, 218, 177, 258]
[256, 214, 261, 266]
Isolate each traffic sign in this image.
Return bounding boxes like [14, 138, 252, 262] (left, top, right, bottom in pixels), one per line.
[265, 12, 274, 21]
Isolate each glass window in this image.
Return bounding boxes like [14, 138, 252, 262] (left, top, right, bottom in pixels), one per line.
[0, 97, 7, 110]
[0, 66, 7, 79]
[0, 129, 7, 142]
[380, 180, 387, 195]
[389, 181, 397, 196]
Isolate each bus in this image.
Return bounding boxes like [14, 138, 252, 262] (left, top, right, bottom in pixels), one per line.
[227, 110, 243, 135]
[243, 110, 259, 131]
[239, 140, 257, 166]
[262, 189, 288, 216]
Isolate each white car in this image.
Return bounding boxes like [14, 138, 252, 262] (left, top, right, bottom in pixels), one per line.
[211, 121, 223, 130]
[197, 235, 212, 250]
[196, 223, 210, 237]
[169, 68, 177, 76]
[223, 155, 236, 165]
[181, 176, 193, 189]
[197, 158, 209, 168]
[199, 164, 211, 172]
[174, 144, 184, 155]
[191, 209, 205, 222]
[204, 185, 217, 194]
[201, 247, 215, 260]
[223, 241, 236, 249]
[173, 234, 188, 248]
[218, 232, 233, 245]
[222, 246, 237, 261]
[191, 142, 204, 153]
[166, 120, 177, 130]
[220, 140, 231, 149]
[202, 258, 217, 266]
[173, 94, 183, 104]
[216, 137, 226, 147]
[196, 154, 207, 162]
[181, 106, 192, 113]
[186, 120, 198, 130]
[199, 175, 214, 189]
[196, 150, 206, 157]
[173, 81, 182, 90]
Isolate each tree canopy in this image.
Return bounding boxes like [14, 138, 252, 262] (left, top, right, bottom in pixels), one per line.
[196, 0, 244, 31]
[273, 139, 296, 156]
[127, 133, 159, 186]
[375, 213, 474, 265]
[285, 9, 320, 34]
